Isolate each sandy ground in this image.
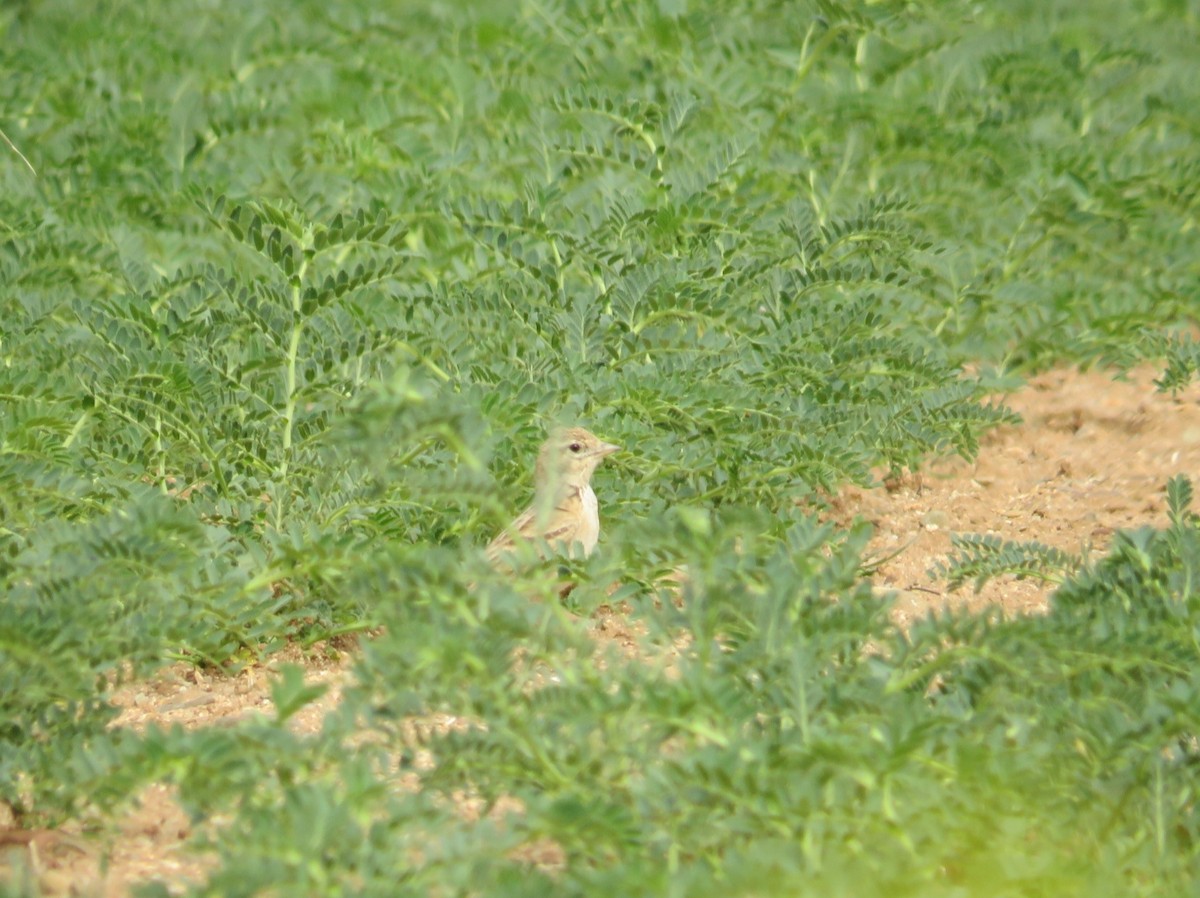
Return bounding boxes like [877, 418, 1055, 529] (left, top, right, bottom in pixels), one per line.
[5, 365, 1200, 896]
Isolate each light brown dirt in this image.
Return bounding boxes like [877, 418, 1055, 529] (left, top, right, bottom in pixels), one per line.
[8, 365, 1200, 897]
[835, 366, 1200, 623]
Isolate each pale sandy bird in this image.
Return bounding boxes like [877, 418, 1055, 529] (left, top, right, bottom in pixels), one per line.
[486, 427, 620, 566]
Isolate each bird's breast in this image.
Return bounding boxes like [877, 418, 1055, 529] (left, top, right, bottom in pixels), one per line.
[577, 484, 600, 554]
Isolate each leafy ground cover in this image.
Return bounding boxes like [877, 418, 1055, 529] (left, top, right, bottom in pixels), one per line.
[2, 0, 1199, 894]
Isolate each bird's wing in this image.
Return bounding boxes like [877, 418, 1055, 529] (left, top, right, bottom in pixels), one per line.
[539, 489, 585, 548]
[486, 490, 584, 565]
[485, 507, 532, 564]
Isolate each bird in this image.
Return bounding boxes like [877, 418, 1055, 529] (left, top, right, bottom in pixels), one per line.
[486, 427, 620, 567]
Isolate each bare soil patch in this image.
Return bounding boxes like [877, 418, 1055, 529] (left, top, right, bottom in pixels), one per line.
[8, 365, 1200, 896]
[834, 366, 1200, 623]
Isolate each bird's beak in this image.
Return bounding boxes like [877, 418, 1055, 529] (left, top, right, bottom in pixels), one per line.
[597, 441, 620, 457]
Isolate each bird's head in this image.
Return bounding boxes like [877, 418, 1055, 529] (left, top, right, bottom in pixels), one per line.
[534, 426, 620, 497]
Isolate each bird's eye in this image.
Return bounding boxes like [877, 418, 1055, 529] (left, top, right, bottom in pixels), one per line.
[569, 442, 581, 453]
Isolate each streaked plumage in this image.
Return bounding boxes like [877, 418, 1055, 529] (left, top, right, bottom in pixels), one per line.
[486, 427, 620, 566]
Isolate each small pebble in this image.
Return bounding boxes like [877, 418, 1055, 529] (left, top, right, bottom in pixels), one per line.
[922, 510, 951, 530]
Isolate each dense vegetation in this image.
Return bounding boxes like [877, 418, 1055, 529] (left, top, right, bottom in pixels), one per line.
[2, 0, 1198, 894]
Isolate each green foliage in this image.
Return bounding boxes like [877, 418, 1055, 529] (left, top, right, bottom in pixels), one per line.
[123, 491, 1200, 897]
[1, 0, 1198, 892]
[1155, 335, 1200, 393]
[0, 486, 237, 815]
[934, 532, 1082, 591]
